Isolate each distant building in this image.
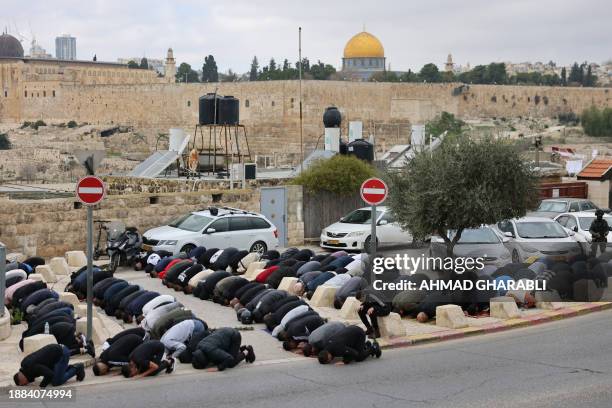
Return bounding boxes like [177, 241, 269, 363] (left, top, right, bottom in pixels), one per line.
[341, 31, 386, 80]
[445, 54, 454, 72]
[55, 34, 76, 60]
[28, 39, 52, 59]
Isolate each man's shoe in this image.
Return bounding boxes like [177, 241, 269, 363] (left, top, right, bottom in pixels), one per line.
[75, 363, 85, 381]
[245, 345, 256, 363]
[371, 342, 382, 359]
[86, 340, 95, 358]
[166, 357, 175, 374]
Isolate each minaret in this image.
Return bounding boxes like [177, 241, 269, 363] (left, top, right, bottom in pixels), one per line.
[445, 54, 454, 72]
[165, 47, 176, 83]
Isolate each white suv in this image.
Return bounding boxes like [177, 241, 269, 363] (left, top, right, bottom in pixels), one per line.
[142, 207, 279, 255]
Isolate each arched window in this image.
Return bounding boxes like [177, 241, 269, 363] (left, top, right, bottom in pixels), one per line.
[245, 99, 250, 107]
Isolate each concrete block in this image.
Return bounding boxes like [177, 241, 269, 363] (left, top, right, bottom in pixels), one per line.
[435, 304, 468, 329]
[65, 251, 87, 268]
[49, 257, 70, 276]
[379, 312, 407, 338]
[28, 273, 44, 282]
[6, 252, 25, 263]
[35, 265, 57, 283]
[243, 261, 266, 280]
[278, 277, 298, 293]
[23, 334, 57, 355]
[75, 304, 98, 319]
[76, 317, 109, 345]
[339, 296, 361, 320]
[490, 296, 521, 319]
[310, 285, 337, 308]
[59, 292, 80, 309]
[0, 307, 11, 341]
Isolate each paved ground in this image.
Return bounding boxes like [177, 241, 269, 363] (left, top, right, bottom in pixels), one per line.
[2, 307, 611, 408]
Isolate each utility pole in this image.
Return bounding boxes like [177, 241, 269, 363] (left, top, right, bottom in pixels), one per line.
[298, 27, 304, 168]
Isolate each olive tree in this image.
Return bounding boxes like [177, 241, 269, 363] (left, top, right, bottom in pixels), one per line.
[386, 135, 539, 256]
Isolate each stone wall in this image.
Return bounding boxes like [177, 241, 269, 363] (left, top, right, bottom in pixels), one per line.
[0, 189, 259, 257]
[3, 79, 611, 165]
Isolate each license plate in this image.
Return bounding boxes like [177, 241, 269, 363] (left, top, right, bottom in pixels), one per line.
[328, 240, 339, 245]
[142, 244, 152, 251]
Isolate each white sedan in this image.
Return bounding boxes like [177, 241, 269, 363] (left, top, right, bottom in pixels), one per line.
[495, 217, 583, 263]
[320, 206, 412, 251]
[553, 211, 612, 251]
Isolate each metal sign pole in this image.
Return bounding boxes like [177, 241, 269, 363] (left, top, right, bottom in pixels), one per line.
[0, 245, 5, 318]
[370, 204, 377, 256]
[86, 206, 93, 342]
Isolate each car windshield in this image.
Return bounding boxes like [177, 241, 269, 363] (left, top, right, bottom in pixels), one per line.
[340, 209, 382, 224]
[578, 216, 612, 230]
[537, 201, 567, 212]
[449, 228, 500, 244]
[169, 213, 213, 232]
[516, 221, 567, 238]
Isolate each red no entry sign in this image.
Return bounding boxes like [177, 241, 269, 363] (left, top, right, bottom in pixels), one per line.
[76, 176, 106, 205]
[360, 178, 388, 205]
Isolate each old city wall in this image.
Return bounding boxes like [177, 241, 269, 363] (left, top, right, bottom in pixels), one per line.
[0, 189, 259, 257]
[3, 79, 612, 159]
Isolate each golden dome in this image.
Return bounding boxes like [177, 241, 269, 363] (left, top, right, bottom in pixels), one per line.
[343, 31, 384, 59]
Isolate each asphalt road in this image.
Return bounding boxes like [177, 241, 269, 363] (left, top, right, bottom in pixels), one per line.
[4, 308, 612, 408]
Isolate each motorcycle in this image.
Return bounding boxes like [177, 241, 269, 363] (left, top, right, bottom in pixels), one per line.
[106, 221, 143, 273]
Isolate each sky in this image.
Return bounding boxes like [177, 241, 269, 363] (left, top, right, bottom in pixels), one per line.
[3, 0, 611, 73]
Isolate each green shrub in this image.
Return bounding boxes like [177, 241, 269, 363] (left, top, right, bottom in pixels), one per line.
[67, 120, 78, 128]
[291, 155, 377, 195]
[581, 106, 612, 137]
[21, 121, 32, 129]
[31, 119, 47, 130]
[0, 133, 10, 150]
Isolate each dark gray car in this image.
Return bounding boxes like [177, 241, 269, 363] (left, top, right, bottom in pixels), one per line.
[429, 226, 511, 268]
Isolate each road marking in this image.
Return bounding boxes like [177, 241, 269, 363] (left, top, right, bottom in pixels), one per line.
[363, 188, 385, 194]
[78, 187, 103, 194]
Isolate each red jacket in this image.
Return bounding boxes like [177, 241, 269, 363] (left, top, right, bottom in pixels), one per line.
[158, 258, 183, 280]
[255, 266, 279, 283]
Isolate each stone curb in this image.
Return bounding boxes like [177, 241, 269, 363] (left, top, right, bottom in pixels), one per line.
[379, 301, 612, 350]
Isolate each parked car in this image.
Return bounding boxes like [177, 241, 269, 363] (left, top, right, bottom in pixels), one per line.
[494, 217, 582, 263]
[429, 226, 511, 268]
[530, 198, 601, 218]
[320, 206, 412, 251]
[553, 211, 612, 252]
[142, 207, 279, 255]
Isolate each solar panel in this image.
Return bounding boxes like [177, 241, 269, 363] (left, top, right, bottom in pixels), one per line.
[129, 150, 179, 178]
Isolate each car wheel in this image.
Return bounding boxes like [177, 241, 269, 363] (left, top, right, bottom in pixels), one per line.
[250, 241, 267, 255]
[512, 249, 521, 263]
[180, 244, 196, 255]
[364, 236, 379, 253]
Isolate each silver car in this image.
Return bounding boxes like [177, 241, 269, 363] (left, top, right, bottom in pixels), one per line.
[530, 198, 599, 219]
[495, 217, 582, 263]
[430, 226, 512, 268]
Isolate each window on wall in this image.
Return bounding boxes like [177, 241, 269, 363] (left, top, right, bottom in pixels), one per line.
[271, 101, 275, 107]
[43, 91, 46, 97]
[24, 91, 27, 97]
[4, 91, 7, 97]
[187, 101, 191, 107]
[52, 90, 56, 97]
[245, 99, 250, 107]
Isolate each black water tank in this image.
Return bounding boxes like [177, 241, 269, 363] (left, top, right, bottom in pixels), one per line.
[347, 139, 374, 162]
[199, 93, 220, 125]
[339, 138, 348, 155]
[218, 96, 240, 125]
[323, 106, 341, 128]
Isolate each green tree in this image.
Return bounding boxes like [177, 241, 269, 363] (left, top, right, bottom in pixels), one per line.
[419, 63, 442, 83]
[426, 111, 465, 139]
[268, 58, 277, 73]
[282, 59, 290, 71]
[220, 69, 238, 82]
[249, 56, 259, 81]
[176, 62, 199, 83]
[292, 155, 377, 196]
[386, 135, 538, 256]
[139, 57, 149, 69]
[201, 55, 219, 82]
[309, 60, 336, 80]
[127, 60, 139, 69]
[585, 65, 597, 87]
[568, 62, 582, 84]
[582, 106, 612, 136]
[399, 70, 419, 82]
[0, 133, 11, 150]
[370, 71, 399, 82]
[561, 67, 567, 86]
